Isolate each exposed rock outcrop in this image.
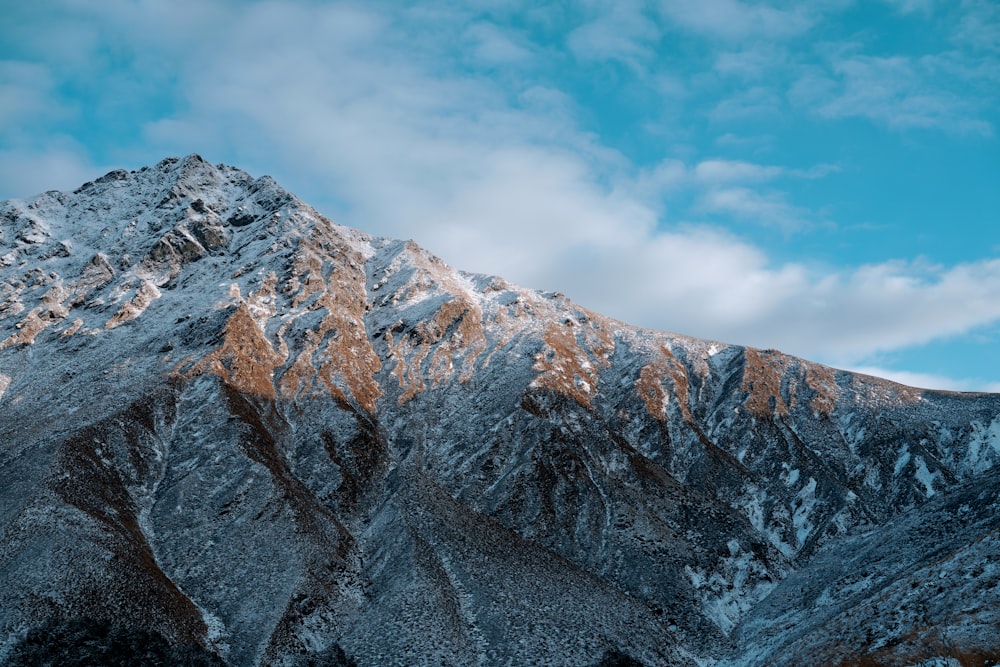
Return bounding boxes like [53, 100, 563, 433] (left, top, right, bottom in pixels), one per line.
[1, 156, 998, 666]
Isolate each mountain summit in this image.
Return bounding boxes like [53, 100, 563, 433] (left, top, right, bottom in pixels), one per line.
[2, 155, 998, 666]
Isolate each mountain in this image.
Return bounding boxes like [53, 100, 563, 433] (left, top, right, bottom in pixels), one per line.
[1, 155, 998, 667]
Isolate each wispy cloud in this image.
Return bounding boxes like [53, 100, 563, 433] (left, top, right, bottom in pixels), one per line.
[567, 1, 659, 67]
[463, 22, 535, 65]
[714, 133, 776, 150]
[18, 2, 990, 369]
[694, 159, 784, 183]
[790, 53, 996, 135]
[1, 0, 997, 391]
[0, 145, 103, 198]
[656, 0, 814, 41]
[697, 187, 810, 230]
[878, 0, 938, 15]
[0, 61, 65, 129]
[954, 0, 1000, 52]
[710, 85, 784, 120]
[714, 45, 789, 80]
[633, 158, 827, 230]
[848, 366, 1000, 393]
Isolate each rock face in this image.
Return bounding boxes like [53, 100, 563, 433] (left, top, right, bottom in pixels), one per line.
[1, 155, 998, 666]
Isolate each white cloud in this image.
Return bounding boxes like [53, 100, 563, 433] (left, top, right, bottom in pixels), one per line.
[697, 187, 809, 230]
[2, 0, 999, 387]
[710, 85, 784, 120]
[693, 159, 783, 183]
[847, 366, 1000, 393]
[790, 54, 995, 135]
[657, 0, 814, 41]
[463, 22, 535, 65]
[955, 0, 1000, 53]
[714, 133, 776, 150]
[0, 61, 71, 129]
[714, 45, 788, 80]
[634, 159, 821, 230]
[67, 7, 1000, 360]
[567, 1, 660, 66]
[879, 0, 937, 14]
[0, 145, 103, 199]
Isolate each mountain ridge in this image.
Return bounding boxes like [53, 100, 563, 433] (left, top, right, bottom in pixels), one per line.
[1, 155, 998, 666]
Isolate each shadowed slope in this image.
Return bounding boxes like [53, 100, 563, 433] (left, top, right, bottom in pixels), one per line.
[1, 156, 998, 665]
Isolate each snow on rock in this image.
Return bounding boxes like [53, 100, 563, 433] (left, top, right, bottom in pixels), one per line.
[1, 155, 999, 667]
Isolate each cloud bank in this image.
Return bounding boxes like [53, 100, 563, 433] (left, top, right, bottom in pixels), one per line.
[1, 0, 998, 388]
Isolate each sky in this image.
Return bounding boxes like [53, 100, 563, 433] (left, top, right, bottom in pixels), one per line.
[1, 0, 999, 391]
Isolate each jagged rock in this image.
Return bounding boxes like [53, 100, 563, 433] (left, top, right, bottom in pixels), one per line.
[189, 215, 229, 252]
[0, 156, 998, 667]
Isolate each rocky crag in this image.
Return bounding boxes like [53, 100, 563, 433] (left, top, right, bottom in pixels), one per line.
[1, 155, 998, 666]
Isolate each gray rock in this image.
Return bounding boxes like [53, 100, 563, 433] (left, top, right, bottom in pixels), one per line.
[0, 156, 998, 667]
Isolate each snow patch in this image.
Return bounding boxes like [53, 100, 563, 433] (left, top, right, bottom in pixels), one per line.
[893, 445, 911, 477]
[793, 478, 817, 548]
[964, 416, 1000, 475]
[837, 414, 866, 455]
[201, 608, 228, 648]
[914, 456, 936, 497]
[698, 545, 776, 635]
[685, 565, 705, 590]
[738, 484, 794, 556]
[862, 463, 882, 491]
[727, 539, 740, 556]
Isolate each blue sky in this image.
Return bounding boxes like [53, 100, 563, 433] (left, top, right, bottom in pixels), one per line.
[1, 0, 998, 391]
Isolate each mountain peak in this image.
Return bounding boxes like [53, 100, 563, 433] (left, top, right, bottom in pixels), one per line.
[2, 157, 999, 667]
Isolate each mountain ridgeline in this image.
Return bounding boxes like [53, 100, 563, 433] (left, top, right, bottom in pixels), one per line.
[1, 155, 998, 666]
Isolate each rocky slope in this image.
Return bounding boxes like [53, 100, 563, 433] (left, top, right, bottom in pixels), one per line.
[1, 155, 998, 666]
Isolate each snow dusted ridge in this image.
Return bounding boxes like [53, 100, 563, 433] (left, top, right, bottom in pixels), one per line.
[1, 155, 999, 666]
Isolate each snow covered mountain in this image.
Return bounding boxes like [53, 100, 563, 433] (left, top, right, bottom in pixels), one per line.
[1, 155, 998, 666]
